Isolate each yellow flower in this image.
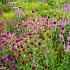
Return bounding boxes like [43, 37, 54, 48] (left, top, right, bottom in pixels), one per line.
[45, 3, 48, 6]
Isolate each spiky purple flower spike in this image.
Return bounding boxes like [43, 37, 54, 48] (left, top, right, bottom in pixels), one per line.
[65, 31, 70, 52]
[63, 3, 70, 12]
[67, 31, 70, 49]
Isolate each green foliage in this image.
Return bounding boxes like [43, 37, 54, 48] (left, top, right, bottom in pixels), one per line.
[0, 3, 11, 12]
[3, 5, 11, 12]
[0, 0, 70, 70]
[0, 0, 7, 4]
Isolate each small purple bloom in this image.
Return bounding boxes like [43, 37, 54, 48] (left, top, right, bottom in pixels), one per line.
[6, 54, 9, 58]
[0, 21, 3, 26]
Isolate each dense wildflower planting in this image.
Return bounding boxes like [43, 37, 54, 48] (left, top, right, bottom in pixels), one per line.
[0, 16, 70, 69]
[0, 0, 70, 70]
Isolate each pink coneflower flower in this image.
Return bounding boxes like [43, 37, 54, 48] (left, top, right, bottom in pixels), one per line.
[22, 61, 27, 65]
[0, 21, 3, 26]
[60, 29, 65, 33]
[28, 51, 33, 55]
[12, 48, 17, 52]
[67, 36, 70, 41]
[31, 42, 34, 45]
[24, 25, 27, 27]
[60, 27, 65, 33]
[15, 37, 20, 43]
[6, 54, 9, 58]
[38, 42, 42, 46]
[67, 42, 70, 49]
